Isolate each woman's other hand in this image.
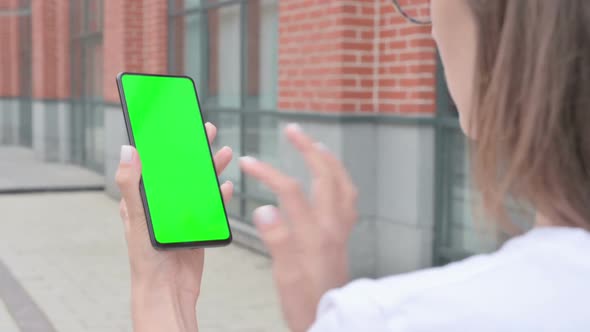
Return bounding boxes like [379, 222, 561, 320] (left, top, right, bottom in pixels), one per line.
[240, 123, 359, 332]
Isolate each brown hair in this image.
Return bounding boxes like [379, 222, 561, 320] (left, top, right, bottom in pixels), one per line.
[467, 0, 590, 229]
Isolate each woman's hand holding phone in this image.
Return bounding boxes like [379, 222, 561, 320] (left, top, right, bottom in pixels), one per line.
[117, 122, 359, 332]
[116, 122, 233, 332]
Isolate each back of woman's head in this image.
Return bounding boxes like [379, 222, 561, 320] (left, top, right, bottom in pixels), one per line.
[465, 0, 590, 229]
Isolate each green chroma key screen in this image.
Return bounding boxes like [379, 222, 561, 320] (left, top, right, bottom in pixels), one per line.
[118, 73, 231, 247]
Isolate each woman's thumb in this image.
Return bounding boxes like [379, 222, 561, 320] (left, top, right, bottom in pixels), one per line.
[115, 145, 144, 221]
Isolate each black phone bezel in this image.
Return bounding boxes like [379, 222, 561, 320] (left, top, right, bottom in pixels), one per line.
[116, 72, 233, 250]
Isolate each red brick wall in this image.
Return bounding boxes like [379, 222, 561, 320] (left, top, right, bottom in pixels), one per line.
[143, 0, 168, 74]
[377, 0, 435, 113]
[103, 0, 168, 102]
[278, 0, 436, 114]
[278, 0, 375, 113]
[103, 0, 143, 102]
[55, 0, 70, 99]
[0, 0, 20, 97]
[31, 0, 58, 99]
[246, 0, 261, 97]
[7, 0, 20, 97]
[170, 0, 185, 74]
[1, 0, 69, 100]
[208, 10, 220, 96]
[5, 0, 435, 112]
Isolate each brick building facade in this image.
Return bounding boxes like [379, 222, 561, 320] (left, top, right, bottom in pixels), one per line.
[0, 0, 493, 277]
[278, 0, 435, 114]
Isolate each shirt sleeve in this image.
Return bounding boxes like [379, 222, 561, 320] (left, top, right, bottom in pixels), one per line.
[308, 279, 399, 332]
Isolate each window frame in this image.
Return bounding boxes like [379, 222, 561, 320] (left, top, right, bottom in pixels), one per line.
[168, 0, 278, 222]
[69, 0, 105, 172]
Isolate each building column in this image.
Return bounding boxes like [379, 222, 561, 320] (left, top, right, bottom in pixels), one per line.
[0, 0, 22, 145]
[30, 0, 70, 162]
[55, 0, 71, 163]
[373, 0, 436, 276]
[31, 0, 57, 160]
[143, 0, 168, 74]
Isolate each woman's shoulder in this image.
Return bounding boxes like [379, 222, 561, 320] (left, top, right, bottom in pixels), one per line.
[310, 226, 590, 332]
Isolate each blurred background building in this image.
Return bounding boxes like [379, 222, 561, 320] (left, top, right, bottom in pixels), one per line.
[0, 0, 504, 278]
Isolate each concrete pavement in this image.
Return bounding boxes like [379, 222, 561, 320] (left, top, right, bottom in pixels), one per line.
[0, 299, 19, 332]
[0, 147, 104, 193]
[0, 192, 287, 332]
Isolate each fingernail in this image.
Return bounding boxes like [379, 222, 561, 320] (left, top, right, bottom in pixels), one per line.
[239, 156, 257, 165]
[120, 145, 133, 164]
[221, 146, 233, 154]
[224, 180, 233, 186]
[286, 123, 303, 133]
[254, 205, 277, 225]
[314, 142, 328, 151]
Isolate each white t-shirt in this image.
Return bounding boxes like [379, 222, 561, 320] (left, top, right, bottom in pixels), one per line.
[310, 227, 590, 332]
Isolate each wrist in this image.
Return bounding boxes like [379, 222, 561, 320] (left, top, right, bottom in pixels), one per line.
[131, 284, 198, 332]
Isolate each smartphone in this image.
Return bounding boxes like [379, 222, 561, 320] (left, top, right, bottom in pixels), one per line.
[116, 72, 232, 249]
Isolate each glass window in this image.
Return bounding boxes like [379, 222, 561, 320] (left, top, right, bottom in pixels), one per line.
[184, 14, 202, 85]
[445, 130, 500, 255]
[70, 0, 84, 36]
[170, 0, 202, 13]
[241, 0, 279, 206]
[70, 0, 103, 37]
[206, 5, 241, 108]
[206, 111, 242, 199]
[87, 0, 103, 34]
[169, 0, 279, 224]
[246, 0, 279, 110]
[70, 0, 104, 172]
[243, 113, 278, 201]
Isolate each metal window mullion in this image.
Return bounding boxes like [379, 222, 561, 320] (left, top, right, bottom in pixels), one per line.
[80, 40, 91, 169]
[439, 128, 451, 263]
[18, 1, 33, 146]
[433, 53, 444, 265]
[239, 0, 248, 219]
[83, 0, 89, 35]
[82, 42, 89, 166]
[167, 0, 175, 73]
[434, 123, 449, 265]
[69, 0, 76, 161]
[200, 7, 209, 105]
[99, 0, 104, 31]
[80, 0, 89, 166]
[434, 51, 455, 265]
